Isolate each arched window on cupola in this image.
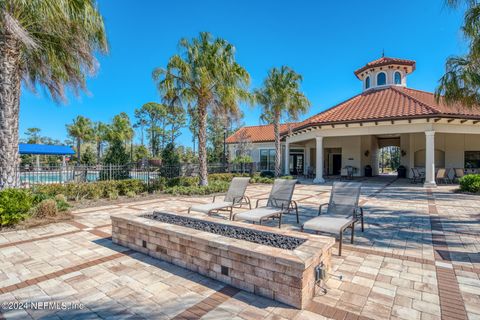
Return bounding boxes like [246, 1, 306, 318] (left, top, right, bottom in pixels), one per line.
[394, 71, 402, 85]
[377, 72, 386, 86]
[365, 76, 370, 89]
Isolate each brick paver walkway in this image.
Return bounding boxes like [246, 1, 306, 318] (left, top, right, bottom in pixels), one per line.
[0, 177, 479, 319]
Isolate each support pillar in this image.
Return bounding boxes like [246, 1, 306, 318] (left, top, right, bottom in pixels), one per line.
[314, 137, 325, 183]
[424, 131, 436, 187]
[305, 147, 311, 175]
[284, 141, 290, 175]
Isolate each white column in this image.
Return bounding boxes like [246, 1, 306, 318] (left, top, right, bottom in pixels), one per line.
[305, 147, 311, 175]
[424, 130, 437, 187]
[314, 137, 325, 183]
[284, 141, 290, 175]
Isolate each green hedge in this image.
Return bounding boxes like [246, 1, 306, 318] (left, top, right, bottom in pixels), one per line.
[163, 181, 230, 196]
[459, 174, 480, 193]
[0, 189, 33, 226]
[0, 188, 70, 227]
[0, 173, 297, 227]
[34, 179, 146, 201]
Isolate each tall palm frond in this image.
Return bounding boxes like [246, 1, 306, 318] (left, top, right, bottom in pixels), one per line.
[152, 32, 251, 186]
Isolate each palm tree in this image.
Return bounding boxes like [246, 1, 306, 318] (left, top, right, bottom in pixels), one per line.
[436, 1, 480, 107]
[153, 32, 251, 186]
[108, 112, 134, 147]
[255, 66, 310, 177]
[134, 102, 164, 156]
[66, 116, 94, 164]
[92, 122, 108, 164]
[0, 0, 107, 188]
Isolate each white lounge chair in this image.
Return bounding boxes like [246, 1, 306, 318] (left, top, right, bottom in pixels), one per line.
[302, 182, 363, 256]
[232, 179, 298, 228]
[436, 168, 450, 184]
[188, 177, 251, 219]
[454, 168, 465, 183]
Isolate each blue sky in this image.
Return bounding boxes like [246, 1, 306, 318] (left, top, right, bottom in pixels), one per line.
[20, 0, 467, 147]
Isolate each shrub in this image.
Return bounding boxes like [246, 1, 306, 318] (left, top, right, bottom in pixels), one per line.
[33, 184, 65, 198]
[251, 176, 274, 184]
[459, 174, 480, 193]
[208, 173, 235, 182]
[260, 171, 275, 178]
[108, 190, 119, 200]
[33, 199, 58, 218]
[0, 189, 33, 226]
[116, 179, 145, 195]
[163, 181, 229, 195]
[147, 177, 167, 193]
[32, 179, 146, 201]
[99, 139, 130, 180]
[54, 194, 70, 211]
[126, 191, 136, 198]
[167, 176, 199, 188]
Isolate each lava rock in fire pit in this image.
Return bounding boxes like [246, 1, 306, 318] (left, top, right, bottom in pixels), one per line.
[142, 211, 306, 250]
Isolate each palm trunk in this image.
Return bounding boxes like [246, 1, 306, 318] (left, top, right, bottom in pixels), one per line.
[274, 111, 281, 177]
[77, 138, 82, 164]
[197, 100, 208, 186]
[0, 34, 21, 189]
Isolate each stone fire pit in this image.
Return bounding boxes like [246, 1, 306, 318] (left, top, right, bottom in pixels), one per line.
[111, 211, 335, 309]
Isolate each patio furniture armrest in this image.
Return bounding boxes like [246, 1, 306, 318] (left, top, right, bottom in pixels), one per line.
[255, 198, 270, 208]
[231, 196, 244, 204]
[318, 203, 329, 216]
[212, 193, 226, 202]
[269, 197, 295, 213]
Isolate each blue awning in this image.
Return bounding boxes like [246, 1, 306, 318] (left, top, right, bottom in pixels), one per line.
[19, 144, 75, 155]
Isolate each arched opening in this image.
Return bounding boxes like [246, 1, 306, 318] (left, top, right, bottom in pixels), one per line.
[377, 72, 386, 86]
[378, 146, 401, 174]
[394, 71, 402, 85]
[365, 76, 370, 89]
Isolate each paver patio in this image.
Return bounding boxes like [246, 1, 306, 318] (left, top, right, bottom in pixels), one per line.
[0, 177, 479, 319]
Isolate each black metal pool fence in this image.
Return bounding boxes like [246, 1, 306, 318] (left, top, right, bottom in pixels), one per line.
[13, 162, 257, 186]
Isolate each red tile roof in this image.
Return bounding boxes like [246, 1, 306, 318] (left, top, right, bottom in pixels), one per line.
[227, 86, 480, 143]
[226, 123, 297, 143]
[354, 57, 416, 78]
[292, 86, 480, 132]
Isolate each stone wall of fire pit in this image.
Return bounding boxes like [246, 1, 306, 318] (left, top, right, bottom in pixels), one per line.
[111, 212, 335, 309]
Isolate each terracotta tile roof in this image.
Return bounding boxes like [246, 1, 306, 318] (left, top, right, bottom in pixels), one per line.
[226, 123, 297, 143]
[292, 86, 480, 132]
[354, 57, 416, 78]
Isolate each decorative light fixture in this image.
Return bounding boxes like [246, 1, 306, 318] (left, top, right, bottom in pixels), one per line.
[401, 150, 407, 157]
[364, 150, 370, 157]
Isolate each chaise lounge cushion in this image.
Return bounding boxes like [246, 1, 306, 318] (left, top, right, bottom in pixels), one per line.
[189, 201, 234, 214]
[233, 207, 280, 223]
[302, 216, 354, 234]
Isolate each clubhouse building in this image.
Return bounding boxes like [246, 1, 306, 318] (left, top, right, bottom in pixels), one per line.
[226, 57, 480, 187]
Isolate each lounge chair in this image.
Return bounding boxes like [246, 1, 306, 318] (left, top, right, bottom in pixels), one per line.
[188, 177, 251, 219]
[302, 182, 363, 256]
[436, 168, 450, 184]
[232, 179, 298, 228]
[411, 167, 425, 184]
[454, 168, 464, 183]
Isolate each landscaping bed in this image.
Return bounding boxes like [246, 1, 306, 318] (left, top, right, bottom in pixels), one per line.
[0, 172, 295, 229]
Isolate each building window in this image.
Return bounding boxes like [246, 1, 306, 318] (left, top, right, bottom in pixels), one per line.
[394, 72, 401, 85]
[365, 76, 370, 89]
[260, 149, 276, 171]
[377, 72, 386, 86]
[465, 151, 480, 168]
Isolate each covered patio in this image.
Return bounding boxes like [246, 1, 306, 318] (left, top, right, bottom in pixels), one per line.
[284, 118, 480, 187]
